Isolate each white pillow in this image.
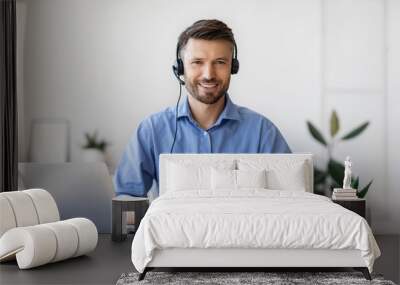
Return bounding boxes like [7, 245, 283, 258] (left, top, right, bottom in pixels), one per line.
[167, 162, 208, 191]
[267, 162, 306, 191]
[237, 169, 267, 189]
[211, 168, 236, 190]
[238, 159, 307, 191]
[167, 160, 235, 192]
[211, 168, 267, 190]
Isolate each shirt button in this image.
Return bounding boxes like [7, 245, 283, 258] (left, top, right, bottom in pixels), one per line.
[203, 132, 208, 136]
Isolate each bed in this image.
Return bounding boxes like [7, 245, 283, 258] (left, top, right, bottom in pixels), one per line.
[131, 154, 381, 281]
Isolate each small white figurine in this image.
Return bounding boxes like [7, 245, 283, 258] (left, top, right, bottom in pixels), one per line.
[343, 156, 353, 189]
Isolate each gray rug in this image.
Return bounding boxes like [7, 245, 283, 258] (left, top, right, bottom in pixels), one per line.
[116, 271, 396, 285]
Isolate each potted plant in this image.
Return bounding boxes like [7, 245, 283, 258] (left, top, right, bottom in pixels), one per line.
[306, 110, 373, 198]
[82, 131, 109, 163]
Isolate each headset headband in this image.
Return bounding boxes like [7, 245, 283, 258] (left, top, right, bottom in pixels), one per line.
[176, 40, 238, 61]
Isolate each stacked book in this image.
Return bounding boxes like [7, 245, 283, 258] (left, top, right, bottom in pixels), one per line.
[332, 188, 359, 200]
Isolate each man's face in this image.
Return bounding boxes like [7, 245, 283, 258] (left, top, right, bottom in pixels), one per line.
[182, 38, 232, 105]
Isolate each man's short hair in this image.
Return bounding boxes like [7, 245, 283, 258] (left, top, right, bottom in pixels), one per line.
[177, 19, 236, 58]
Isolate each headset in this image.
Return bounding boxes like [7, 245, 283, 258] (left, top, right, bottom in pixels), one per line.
[170, 41, 240, 153]
[172, 41, 240, 84]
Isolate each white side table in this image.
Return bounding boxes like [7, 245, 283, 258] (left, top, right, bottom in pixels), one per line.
[112, 195, 149, 242]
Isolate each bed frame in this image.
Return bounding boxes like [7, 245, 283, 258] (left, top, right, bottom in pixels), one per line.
[138, 154, 372, 281]
[140, 248, 371, 280]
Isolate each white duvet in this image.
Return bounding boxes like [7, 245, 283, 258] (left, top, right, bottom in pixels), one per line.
[131, 190, 380, 273]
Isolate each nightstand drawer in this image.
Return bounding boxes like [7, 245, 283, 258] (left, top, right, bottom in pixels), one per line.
[333, 199, 366, 218]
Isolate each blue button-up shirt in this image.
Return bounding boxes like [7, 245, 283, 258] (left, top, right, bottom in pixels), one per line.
[114, 94, 291, 197]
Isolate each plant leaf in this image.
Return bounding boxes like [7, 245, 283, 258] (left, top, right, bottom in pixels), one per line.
[328, 159, 345, 186]
[329, 181, 341, 192]
[351, 176, 359, 190]
[83, 130, 109, 151]
[330, 110, 340, 137]
[314, 167, 327, 184]
[307, 121, 327, 146]
[313, 186, 326, 196]
[341, 122, 370, 140]
[357, 180, 373, 198]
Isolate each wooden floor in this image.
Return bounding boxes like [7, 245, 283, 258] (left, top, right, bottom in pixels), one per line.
[0, 234, 398, 285]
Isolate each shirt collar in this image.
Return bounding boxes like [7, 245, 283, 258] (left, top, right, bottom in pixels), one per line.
[177, 93, 241, 123]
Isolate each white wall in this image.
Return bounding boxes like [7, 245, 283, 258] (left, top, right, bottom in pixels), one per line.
[387, 0, 400, 234]
[17, 0, 399, 234]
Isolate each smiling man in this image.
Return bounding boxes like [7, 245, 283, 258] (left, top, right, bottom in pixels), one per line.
[182, 38, 232, 130]
[114, 19, 291, 197]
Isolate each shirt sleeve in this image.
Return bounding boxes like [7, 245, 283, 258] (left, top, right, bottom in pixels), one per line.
[259, 119, 292, 153]
[113, 119, 155, 197]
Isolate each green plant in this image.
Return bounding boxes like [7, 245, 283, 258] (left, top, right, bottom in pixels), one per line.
[307, 110, 373, 198]
[82, 131, 109, 153]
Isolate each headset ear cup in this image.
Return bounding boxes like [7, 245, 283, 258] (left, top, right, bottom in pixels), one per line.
[177, 58, 184, 75]
[172, 60, 185, 85]
[231, 59, 239, 74]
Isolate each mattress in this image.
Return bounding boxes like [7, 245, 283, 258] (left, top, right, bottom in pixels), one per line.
[131, 190, 380, 273]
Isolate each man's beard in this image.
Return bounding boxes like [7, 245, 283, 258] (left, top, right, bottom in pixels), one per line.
[185, 78, 229, 105]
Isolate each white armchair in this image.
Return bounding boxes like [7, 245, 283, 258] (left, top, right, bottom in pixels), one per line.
[0, 189, 98, 269]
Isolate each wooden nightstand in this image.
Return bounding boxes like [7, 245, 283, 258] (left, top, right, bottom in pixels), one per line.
[112, 195, 149, 242]
[332, 199, 366, 218]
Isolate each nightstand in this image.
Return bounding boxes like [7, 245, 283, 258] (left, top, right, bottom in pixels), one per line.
[332, 199, 366, 218]
[112, 195, 149, 241]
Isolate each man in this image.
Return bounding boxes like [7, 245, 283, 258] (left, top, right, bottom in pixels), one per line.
[114, 19, 291, 197]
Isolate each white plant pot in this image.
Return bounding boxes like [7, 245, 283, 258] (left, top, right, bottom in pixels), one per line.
[82, 149, 105, 163]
